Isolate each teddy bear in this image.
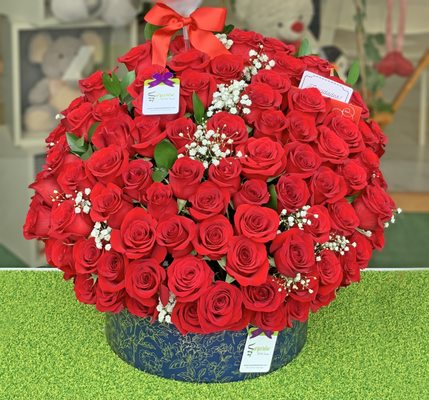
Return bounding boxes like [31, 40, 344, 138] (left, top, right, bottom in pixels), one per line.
[233, 0, 317, 49]
[50, 0, 140, 27]
[24, 31, 103, 132]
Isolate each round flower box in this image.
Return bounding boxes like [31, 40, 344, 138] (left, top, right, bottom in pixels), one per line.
[106, 310, 307, 383]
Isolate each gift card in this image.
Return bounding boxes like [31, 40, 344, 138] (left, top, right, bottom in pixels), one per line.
[327, 98, 362, 123]
[143, 76, 180, 115]
[239, 329, 278, 373]
[299, 70, 353, 103]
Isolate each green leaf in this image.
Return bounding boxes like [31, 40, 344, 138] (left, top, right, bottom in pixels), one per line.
[346, 60, 360, 86]
[177, 199, 187, 213]
[154, 140, 178, 170]
[217, 257, 227, 269]
[152, 167, 169, 182]
[144, 23, 162, 41]
[192, 92, 205, 124]
[66, 133, 86, 154]
[80, 145, 93, 160]
[297, 38, 312, 57]
[223, 24, 235, 34]
[102, 72, 121, 97]
[266, 184, 278, 211]
[120, 70, 136, 99]
[87, 122, 100, 143]
[225, 274, 235, 284]
[98, 94, 116, 102]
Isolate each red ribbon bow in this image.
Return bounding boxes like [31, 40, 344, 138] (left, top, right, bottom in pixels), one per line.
[144, 2, 230, 67]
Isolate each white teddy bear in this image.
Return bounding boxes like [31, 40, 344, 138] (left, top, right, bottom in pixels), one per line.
[234, 0, 316, 48]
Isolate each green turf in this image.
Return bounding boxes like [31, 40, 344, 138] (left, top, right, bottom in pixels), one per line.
[1, 271, 428, 399]
[370, 212, 429, 267]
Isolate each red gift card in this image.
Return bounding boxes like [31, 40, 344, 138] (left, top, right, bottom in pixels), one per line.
[327, 98, 362, 123]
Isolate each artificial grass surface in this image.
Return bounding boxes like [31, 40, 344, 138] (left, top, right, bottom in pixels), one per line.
[1, 271, 428, 399]
[370, 212, 429, 267]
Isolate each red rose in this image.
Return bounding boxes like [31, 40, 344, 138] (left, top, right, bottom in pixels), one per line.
[263, 39, 295, 57]
[301, 55, 332, 77]
[303, 205, 331, 243]
[368, 120, 388, 157]
[126, 295, 158, 319]
[253, 109, 287, 141]
[316, 126, 350, 164]
[171, 301, 204, 335]
[288, 87, 326, 114]
[118, 42, 152, 71]
[168, 49, 210, 73]
[29, 173, 60, 205]
[326, 114, 365, 153]
[226, 235, 269, 286]
[93, 98, 122, 121]
[96, 287, 125, 313]
[167, 255, 214, 302]
[79, 70, 107, 103]
[232, 179, 270, 208]
[358, 148, 380, 176]
[210, 54, 244, 83]
[350, 90, 370, 119]
[272, 53, 305, 81]
[243, 83, 282, 123]
[92, 114, 135, 153]
[132, 116, 166, 157]
[49, 200, 92, 241]
[284, 142, 321, 178]
[110, 208, 158, 260]
[270, 228, 315, 276]
[310, 166, 348, 205]
[90, 182, 133, 229]
[170, 157, 205, 200]
[206, 112, 248, 147]
[193, 215, 233, 259]
[339, 159, 368, 193]
[86, 145, 128, 185]
[208, 157, 242, 193]
[46, 239, 75, 279]
[97, 250, 127, 292]
[252, 70, 291, 94]
[197, 281, 248, 333]
[165, 117, 195, 153]
[146, 183, 178, 221]
[285, 298, 310, 324]
[45, 137, 74, 176]
[353, 184, 395, 231]
[328, 199, 360, 235]
[57, 158, 91, 194]
[241, 276, 286, 312]
[252, 303, 288, 331]
[121, 159, 153, 203]
[238, 137, 287, 180]
[316, 250, 343, 295]
[350, 231, 373, 268]
[156, 215, 196, 257]
[180, 69, 217, 112]
[73, 238, 103, 274]
[228, 29, 263, 57]
[311, 291, 336, 313]
[340, 247, 360, 286]
[276, 174, 310, 212]
[74, 274, 96, 304]
[23, 195, 51, 240]
[284, 111, 318, 143]
[125, 258, 166, 301]
[63, 101, 95, 138]
[45, 123, 66, 145]
[189, 181, 230, 221]
[288, 272, 318, 303]
[234, 204, 279, 243]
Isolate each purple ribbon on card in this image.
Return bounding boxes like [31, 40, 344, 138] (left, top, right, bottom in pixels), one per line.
[250, 328, 274, 339]
[148, 72, 175, 88]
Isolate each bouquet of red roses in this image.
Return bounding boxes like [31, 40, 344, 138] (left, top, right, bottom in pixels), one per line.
[23, 3, 398, 335]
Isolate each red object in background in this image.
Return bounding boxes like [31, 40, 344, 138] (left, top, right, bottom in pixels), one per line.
[291, 21, 305, 33]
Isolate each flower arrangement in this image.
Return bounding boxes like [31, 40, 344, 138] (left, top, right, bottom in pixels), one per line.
[23, 2, 399, 336]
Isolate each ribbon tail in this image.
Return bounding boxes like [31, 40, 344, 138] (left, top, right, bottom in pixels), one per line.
[151, 27, 178, 67]
[189, 29, 230, 59]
